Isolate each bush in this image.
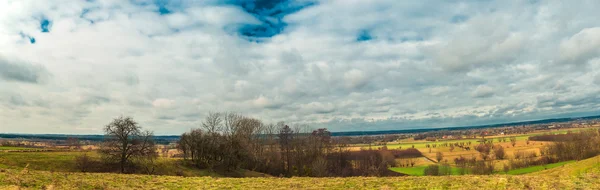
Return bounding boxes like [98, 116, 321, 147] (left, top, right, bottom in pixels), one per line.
[423, 164, 451, 176]
[493, 145, 505, 160]
[75, 154, 93, 172]
[423, 165, 439, 176]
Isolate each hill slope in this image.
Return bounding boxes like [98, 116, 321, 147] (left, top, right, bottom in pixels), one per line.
[1, 156, 599, 189]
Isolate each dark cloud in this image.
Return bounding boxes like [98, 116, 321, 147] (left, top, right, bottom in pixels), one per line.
[0, 56, 49, 83]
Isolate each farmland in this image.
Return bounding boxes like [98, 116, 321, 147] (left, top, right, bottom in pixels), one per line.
[0, 120, 599, 189]
[351, 127, 590, 150]
[0, 147, 39, 151]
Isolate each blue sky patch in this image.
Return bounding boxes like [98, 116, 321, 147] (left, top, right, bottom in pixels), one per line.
[224, 0, 316, 39]
[356, 30, 373, 42]
[40, 19, 51, 33]
[19, 32, 36, 44]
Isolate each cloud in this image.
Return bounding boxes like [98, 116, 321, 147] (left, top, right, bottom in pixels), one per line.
[300, 102, 336, 114]
[0, 56, 49, 83]
[2, 0, 600, 134]
[428, 16, 525, 72]
[472, 85, 494, 98]
[343, 69, 368, 89]
[152, 98, 175, 109]
[559, 27, 600, 65]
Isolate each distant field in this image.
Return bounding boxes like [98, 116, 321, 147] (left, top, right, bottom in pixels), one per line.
[1, 156, 599, 189]
[0, 146, 39, 151]
[352, 127, 596, 150]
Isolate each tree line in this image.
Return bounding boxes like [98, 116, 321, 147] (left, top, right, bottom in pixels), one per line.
[176, 112, 422, 177]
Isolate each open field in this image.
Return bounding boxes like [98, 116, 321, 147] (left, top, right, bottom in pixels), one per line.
[390, 160, 578, 176]
[351, 127, 595, 151]
[0, 151, 82, 172]
[1, 155, 599, 189]
[0, 147, 40, 151]
[389, 165, 463, 176]
[502, 160, 576, 175]
[0, 151, 227, 177]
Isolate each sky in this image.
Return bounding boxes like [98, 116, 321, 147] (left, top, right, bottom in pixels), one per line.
[1, 0, 600, 135]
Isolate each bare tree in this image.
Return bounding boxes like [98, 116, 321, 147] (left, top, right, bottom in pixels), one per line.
[510, 136, 517, 147]
[494, 145, 505, 160]
[278, 124, 294, 176]
[66, 137, 81, 150]
[75, 154, 93, 172]
[436, 152, 443, 163]
[99, 116, 156, 173]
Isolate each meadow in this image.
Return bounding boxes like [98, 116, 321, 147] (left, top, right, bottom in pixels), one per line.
[0, 147, 39, 151]
[0, 151, 224, 177]
[390, 160, 577, 176]
[0, 155, 599, 189]
[389, 166, 463, 176]
[501, 160, 576, 175]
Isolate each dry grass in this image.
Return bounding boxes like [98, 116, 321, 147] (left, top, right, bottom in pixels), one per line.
[1, 156, 599, 189]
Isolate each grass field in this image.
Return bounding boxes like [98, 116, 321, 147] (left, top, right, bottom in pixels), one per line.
[502, 160, 576, 175]
[0, 151, 79, 172]
[0, 151, 223, 177]
[0, 147, 39, 151]
[390, 160, 578, 176]
[389, 165, 463, 176]
[1, 156, 599, 189]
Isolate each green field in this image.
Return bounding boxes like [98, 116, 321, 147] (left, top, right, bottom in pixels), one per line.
[389, 166, 463, 176]
[0, 151, 79, 172]
[503, 160, 576, 175]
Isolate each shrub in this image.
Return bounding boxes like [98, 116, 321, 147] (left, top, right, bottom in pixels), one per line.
[423, 165, 439, 176]
[75, 154, 93, 172]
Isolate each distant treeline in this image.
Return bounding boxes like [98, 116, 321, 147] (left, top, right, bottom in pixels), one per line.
[529, 133, 583, 142]
[332, 114, 600, 137]
[2, 114, 598, 141]
[0, 134, 179, 145]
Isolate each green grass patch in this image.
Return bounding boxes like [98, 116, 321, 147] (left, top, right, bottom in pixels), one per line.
[0, 151, 86, 171]
[504, 160, 576, 175]
[389, 165, 463, 176]
[389, 166, 428, 176]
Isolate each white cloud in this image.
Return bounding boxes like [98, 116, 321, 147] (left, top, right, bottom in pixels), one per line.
[2, 0, 600, 134]
[472, 85, 494, 98]
[152, 99, 175, 108]
[343, 69, 368, 89]
[560, 27, 600, 65]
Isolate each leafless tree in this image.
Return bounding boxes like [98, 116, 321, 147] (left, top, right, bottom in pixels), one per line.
[99, 116, 156, 173]
[510, 136, 517, 147]
[436, 152, 444, 163]
[494, 145, 505, 160]
[66, 137, 81, 149]
[75, 153, 93, 172]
